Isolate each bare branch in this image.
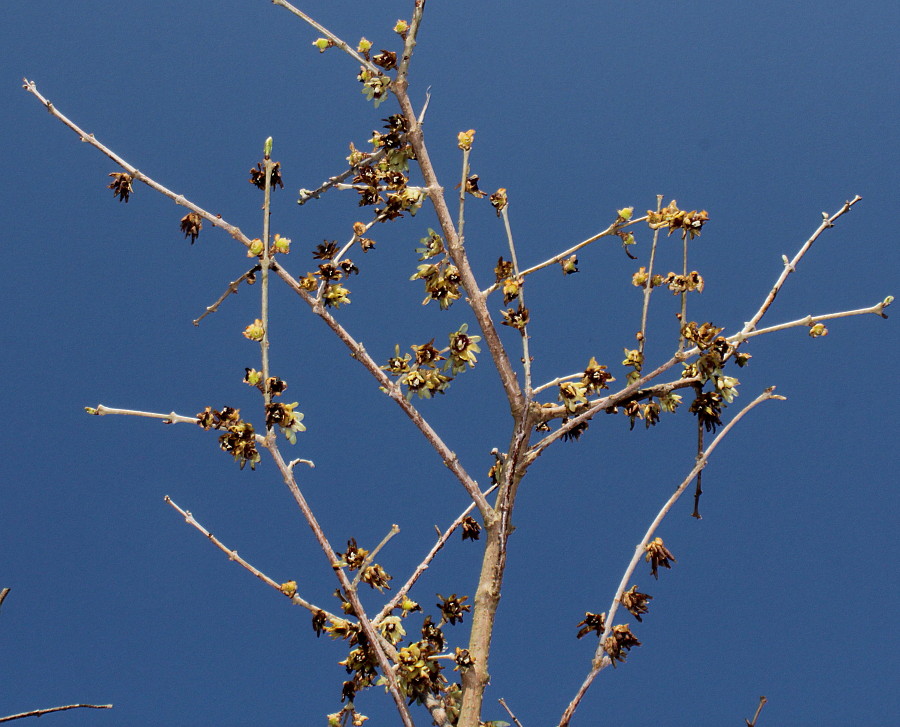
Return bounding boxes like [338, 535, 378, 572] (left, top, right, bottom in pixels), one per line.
[194, 266, 261, 326]
[746, 696, 769, 727]
[84, 405, 198, 425]
[263, 440, 417, 727]
[0, 704, 112, 723]
[740, 197, 862, 335]
[270, 0, 380, 74]
[22, 80, 254, 249]
[374, 485, 498, 625]
[164, 496, 338, 620]
[558, 387, 785, 727]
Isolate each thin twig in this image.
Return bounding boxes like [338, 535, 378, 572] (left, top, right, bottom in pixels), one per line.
[740, 197, 862, 336]
[373, 485, 497, 625]
[263, 440, 416, 727]
[85, 405, 198, 425]
[270, 0, 380, 74]
[0, 588, 9, 613]
[193, 265, 261, 326]
[164, 496, 338, 620]
[728, 299, 892, 344]
[498, 698, 525, 727]
[486, 216, 649, 294]
[395, 0, 426, 87]
[271, 260, 491, 517]
[746, 696, 768, 727]
[298, 146, 390, 205]
[638, 196, 664, 357]
[22, 80, 253, 249]
[501, 205, 533, 399]
[0, 704, 112, 723]
[351, 524, 401, 589]
[558, 388, 785, 727]
[260, 141, 274, 414]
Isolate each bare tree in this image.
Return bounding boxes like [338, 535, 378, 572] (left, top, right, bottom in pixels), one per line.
[14, 2, 892, 726]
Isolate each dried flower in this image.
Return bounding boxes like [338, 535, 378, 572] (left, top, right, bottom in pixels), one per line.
[645, 537, 676, 579]
[180, 212, 202, 244]
[604, 623, 641, 666]
[620, 585, 652, 622]
[107, 172, 133, 202]
[576, 612, 606, 639]
[436, 593, 471, 625]
[490, 188, 508, 216]
[461, 516, 481, 541]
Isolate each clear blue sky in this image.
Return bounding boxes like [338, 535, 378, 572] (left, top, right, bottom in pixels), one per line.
[3, 1, 897, 725]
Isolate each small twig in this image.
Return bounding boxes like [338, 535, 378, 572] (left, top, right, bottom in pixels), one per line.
[501, 205, 533, 399]
[457, 147, 471, 247]
[691, 393, 705, 519]
[746, 696, 768, 727]
[298, 146, 390, 205]
[0, 588, 9, 613]
[263, 440, 416, 727]
[84, 405, 198, 425]
[532, 372, 582, 395]
[22, 80, 253, 249]
[740, 197, 862, 336]
[498, 698, 525, 727]
[260, 140, 274, 414]
[351, 524, 401, 589]
[728, 299, 892, 344]
[638, 196, 664, 357]
[164, 496, 337, 620]
[193, 265, 261, 326]
[374, 485, 497, 625]
[270, 0, 380, 74]
[558, 388, 785, 727]
[486, 216, 649, 294]
[0, 704, 112, 723]
[395, 0, 427, 87]
[677, 232, 690, 354]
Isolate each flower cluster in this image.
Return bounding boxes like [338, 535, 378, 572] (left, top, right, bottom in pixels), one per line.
[196, 406, 260, 470]
[647, 199, 709, 240]
[603, 624, 642, 666]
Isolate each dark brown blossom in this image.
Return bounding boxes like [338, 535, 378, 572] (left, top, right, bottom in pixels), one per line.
[248, 162, 283, 190]
[645, 537, 676, 579]
[576, 612, 606, 639]
[436, 593, 471, 625]
[620, 585, 653, 622]
[107, 172, 133, 203]
[461, 516, 481, 541]
[179, 212, 202, 244]
[603, 623, 641, 666]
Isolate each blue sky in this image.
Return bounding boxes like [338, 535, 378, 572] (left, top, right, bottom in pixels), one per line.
[3, 1, 898, 725]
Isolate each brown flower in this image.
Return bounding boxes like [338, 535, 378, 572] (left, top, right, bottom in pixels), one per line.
[576, 612, 606, 639]
[620, 585, 652, 622]
[180, 212, 202, 244]
[461, 516, 481, 541]
[603, 623, 641, 666]
[644, 537, 676, 579]
[107, 172, 133, 203]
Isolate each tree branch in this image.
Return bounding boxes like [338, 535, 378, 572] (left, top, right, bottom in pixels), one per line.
[22, 80, 254, 249]
[558, 387, 785, 727]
